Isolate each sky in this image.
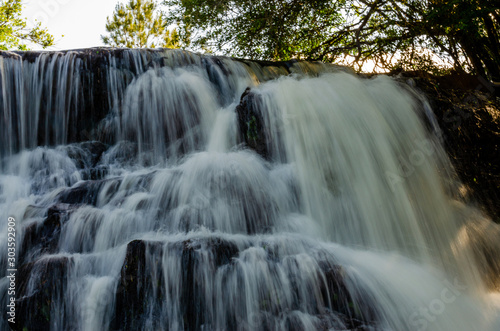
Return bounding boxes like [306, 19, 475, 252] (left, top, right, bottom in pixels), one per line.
[23, 0, 122, 50]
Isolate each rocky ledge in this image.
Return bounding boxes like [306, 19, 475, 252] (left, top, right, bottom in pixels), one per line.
[398, 72, 499, 223]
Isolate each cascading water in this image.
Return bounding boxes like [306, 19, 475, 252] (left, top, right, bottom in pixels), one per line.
[1, 48, 499, 331]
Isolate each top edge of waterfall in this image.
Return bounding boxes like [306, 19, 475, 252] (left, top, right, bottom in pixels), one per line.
[0, 47, 349, 71]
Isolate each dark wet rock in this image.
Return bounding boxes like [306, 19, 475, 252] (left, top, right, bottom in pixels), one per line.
[394, 71, 500, 223]
[63, 141, 110, 180]
[317, 263, 376, 329]
[111, 238, 376, 331]
[113, 238, 240, 330]
[176, 238, 240, 331]
[236, 87, 269, 159]
[0, 51, 22, 61]
[56, 180, 108, 206]
[19, 204, 75, 266]
[9, 257, 71, 331]
[13, 50, 117, 148]
[0, 48, 163, 157]
[112, 238, 240, 331]
[202, 57, 233, 105]
[65, 141, 109, 169]
[21, 179, 125, 264]
[112, 240, 164, 331]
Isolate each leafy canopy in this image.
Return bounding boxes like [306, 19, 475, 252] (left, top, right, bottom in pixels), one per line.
[102, 0, 181, 48]
[0, 0, 54, 51]
[164, 0, 500, 80]
[165, 0, 345, 60]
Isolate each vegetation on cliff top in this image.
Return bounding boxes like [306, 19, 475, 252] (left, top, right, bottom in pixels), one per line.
[101, 0, 183, 49]
[165, 0, 500, 80]
[0, 0, 54, 50]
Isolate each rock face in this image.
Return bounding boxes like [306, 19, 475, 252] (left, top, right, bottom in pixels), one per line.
[112, 240, 158, 331]
[397, 72, 500, 223]
[236, 87, 269, 159]
[1, 49, 121, 153]
[111, 239, 372, 331]
[111, 239, 240, 330]
[19, 204, 74, 266]
[10, 257, 72, 331]
[11, 231, 375, 331]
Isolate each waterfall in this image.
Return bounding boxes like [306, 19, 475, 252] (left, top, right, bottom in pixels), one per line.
[1, 48, 499, 331]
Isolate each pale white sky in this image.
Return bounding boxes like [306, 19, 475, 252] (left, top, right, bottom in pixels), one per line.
[23, 0, 123, 50]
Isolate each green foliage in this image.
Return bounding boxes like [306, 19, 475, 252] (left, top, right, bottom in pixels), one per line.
[0, 0, 54, 51]
[328, 0, 500, 79]
[102, 0, 182, 48]
[164, 0, 344, 61]
[164, 0, 500, 80]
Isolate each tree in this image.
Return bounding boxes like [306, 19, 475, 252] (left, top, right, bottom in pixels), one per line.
[102, 0, 181, 48]
[164, 0, 344, 60]
[0, 0, 54, 50]
[314, 0, 500, 80]
[422, 0, 500, 80]
[164, 0, 500, 80]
